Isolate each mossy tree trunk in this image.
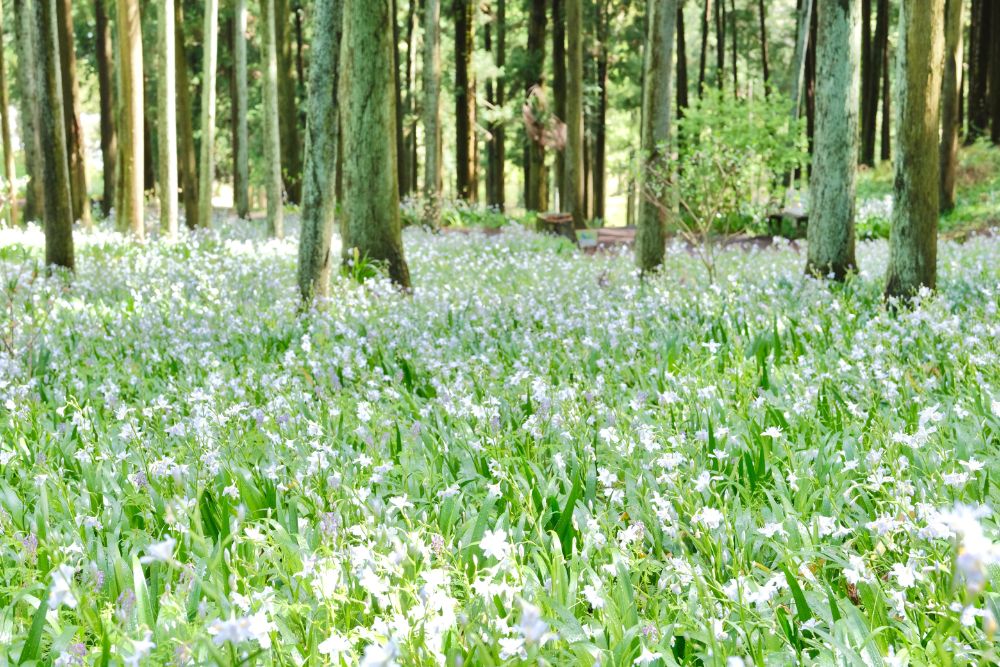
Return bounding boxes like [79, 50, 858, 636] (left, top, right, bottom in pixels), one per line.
[233, 0, 250, 219]
[422, 0, 441, 224]
[885, 0, 944, 299]
[939, 0, 963, 213]
[14, 0, 43, 223]
[116, 0, 144, 239]
[566, 0, 584, 228]
[341, 0, 410, 288]
[174, 1, 198, 229]
[0, 0, 17, 227]
[275, 0, 302, 204]
[262, 0, 285, 237]
[56, 0, 89, 226]
[298, 0, 342, 302]
[197, 0, 219, 230]
[95, 0, 116, 219]
[485, 0, 506, 210]
[524, 0, 546, 211]
[806, 0, 860, 281]
[552, 0, 565, 209]
[636, 0, 676, 273]
[454, 0, 476, 202]
[159, 0, 178, 235]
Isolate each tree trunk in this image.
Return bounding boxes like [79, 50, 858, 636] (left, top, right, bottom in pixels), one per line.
[341, 0, 410, 287]
[566, 0, 583, 227]
[990, 3, 1000, 144]
[594, 0, 607, 220]
[262, 0, 284, 236]
[805, 3, 817, 152]
[939, 0, 963, 212]
[714, 0, 724, 89]
[159, 0, 179, 235]
[879, 3, 890, 162]
[197, 0, 219, 230]
[859, 0, 875, 164]
[636, 0, 677, 273]
[275, 0, 302, 203]
[525, 0, 546, 211]
[117, 0, 144, 238]
[965, 0, 989, 142]
[885, 0, 944, 299]
[806, 0, 859, 281]
[55, 0, 89, 226]
[298, 0, 342, 302]
[175, 1, 198, 228]
[697, 0, 711, 96]
[14, 0, 42, 223]
[392, 0, 406, 196]
[402, 0, 418, 198]
[233, 0, 250, 219]
[422, 0, 441, 223]
[757, 0, 769, 96]
[24, 0, 74, 266]
[486, 0, 507, 210]
[789, 0, 813, 120]
[95, 0, 115, 219]
[454, 0, 476, 201]
[729, 0, 737, 94]
[676, 6, 688, 114]
[0, 0, 16, 227]
[552, 0, 565, 209]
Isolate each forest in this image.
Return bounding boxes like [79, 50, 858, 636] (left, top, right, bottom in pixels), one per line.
[0, 0, 999, 664]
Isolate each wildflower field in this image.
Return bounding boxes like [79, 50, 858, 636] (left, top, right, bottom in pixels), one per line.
[1, 224, 999, 666]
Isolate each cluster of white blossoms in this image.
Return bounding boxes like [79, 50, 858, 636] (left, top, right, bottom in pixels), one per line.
[0, 221, 998, 665]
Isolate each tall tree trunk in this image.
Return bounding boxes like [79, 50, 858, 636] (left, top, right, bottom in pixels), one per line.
[965, 0, 989, 142]
[55, 0, 89, 226]
[117, 0, 144, 238]
[756, 0, 769, 96]
[789, 0, 813, 120]
[159, 0, 178, 235]
[636, 0, 677, 273]
[676, 6, 688, 114]
[885, 0, 944, 299]
[233, 0, 250, 219]
[728, 0, 737, 93]
[14, 0, 42, 222]
[275, 0, 302, 203]
[197, 0, 219, 230]
[805, 3, 817, 153]
[486, 0, 507, 209]
[714, 0, 724, 89]
[298, 0, 342, 302]
[859, 0, 875, 164]
[990, 3, 1000, 144]
[525, 0, 546, 211]
[95, 0, 115, 219]
[697, 0, 711, 96]
[262, 0, 284, 236]
[806, 0, 860, 281]
[939, 0, 963, 212]
[175, 1, 198, 228]
[402, 0, 418, 198]
[594, 0, 607, 220]
[341, 0, 410, 287]
[454, 0, 476, 201]
[392, 0, 406, 196]
[0, 0, 16, 227]
[423, 0, 441, 223]
[566, 0, 583, 227]
[25, 0, 74, 266]
[552, 0, 565, 209]
[879, 3, 890, 161]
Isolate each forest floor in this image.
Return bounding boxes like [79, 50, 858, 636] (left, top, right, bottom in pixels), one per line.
[0, 220, 999, 665]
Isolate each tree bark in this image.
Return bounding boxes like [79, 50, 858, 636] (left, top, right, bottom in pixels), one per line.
[885, 0, 944, 299]
[392, 0, 406, 196]
[197, 0, 219, 230]
[402, 0, 418, 198]
[636, 0, 677, 273]
[0, 0, 17, 226]
[965, 0, 989, 142]
[879, 1, 890, 161]
[95, 0, 115, 219]
[298, 0, 342, 302]
[55, 0, 89, 226]
[275, 0, 302, 203]
[789, 0, 813, 120]
[594, 0, 607, 220]
[117, 0, 144, 238]
[697, 0, 711, 96]
[939, 0, 963, 212]
[805, 3, 817, 152]
[566, 0, 583, 227]
[262, 0, 285, 236]
[341, 0, 410, 287]
[454, 0, 476, 201]
[756, 0, 769, 96]
[422, 0, 441, 223]
[552, 0, 565, 209]
[806, 0, 860, 281]
[14, 0, 43, 223]
[990, 3, 1000, 144]
[233, 0, 250, 219]
[24, 0, 74, 266]
[714, 0, 724, 89]
[159, 0, 179, 235]
[676, 6, 688, 114]
[728, 0, 737, 93]
[859, 0, 875, 164]
[175, 1, 198, 228]
[525, 0, 547, 211]
[486, 0, 507, 210]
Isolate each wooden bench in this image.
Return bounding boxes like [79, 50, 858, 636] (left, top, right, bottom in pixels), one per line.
[537, 212, 577, 244]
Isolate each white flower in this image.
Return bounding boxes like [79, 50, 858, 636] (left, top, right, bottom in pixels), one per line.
[121, 632, 155, 667]
[890, 563, 917, 588]
[583, 581, 605, 609]
[480, 528, 512, 562]
[692, 507, 724, 530]
[760, 522, 787, 538]
[140, 536, 176, 564]
[498, 637, 526, 660]
[843, 555, 870, 585]
[360, 639, 399, 667]
[318, 632, 352, 660]
[761, 426, 783, 439]
[48, 563, 78, 609]
[517, 602, 550, 644]
[635, 648, 663, 665]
